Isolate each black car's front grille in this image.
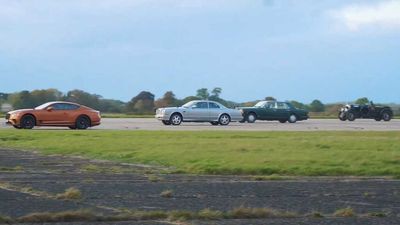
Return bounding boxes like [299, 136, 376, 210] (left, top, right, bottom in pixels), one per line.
[5, 113, 10, 120]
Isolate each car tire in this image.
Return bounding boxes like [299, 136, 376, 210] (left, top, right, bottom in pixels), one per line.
[347, 112, 356, 121]
[162, 120, 171, 125]
[279, 120, 287, 123]
[170, 113, 182, 126]
[338, 112, 347, 121]
[382, 111, 392, 122]
[288, 114, 297, 123]
[210, 121, 219, 126]
[68, 126, 76, 129]
[76, 116, 90, 130]
[246, 113, 257, 123]
[20, 115, 35, 129]
[219, 114, 231, 126]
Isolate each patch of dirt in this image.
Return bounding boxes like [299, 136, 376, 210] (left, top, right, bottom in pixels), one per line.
[0, 149, 399, 224]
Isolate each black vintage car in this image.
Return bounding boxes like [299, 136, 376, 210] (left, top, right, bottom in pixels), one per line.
[338, 102, 393, 121]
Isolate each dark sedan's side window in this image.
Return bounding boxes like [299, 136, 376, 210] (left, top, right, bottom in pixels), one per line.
[276, 102, 289, 109]
[209, 102, 220, 109]
[265, 102, 275, 109]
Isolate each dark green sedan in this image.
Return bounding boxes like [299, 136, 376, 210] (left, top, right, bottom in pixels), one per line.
[239, 101, 309, 123]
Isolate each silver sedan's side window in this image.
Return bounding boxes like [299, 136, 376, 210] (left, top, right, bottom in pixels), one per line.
[209, 102, 220, 109]
[193, 102, 208, 109]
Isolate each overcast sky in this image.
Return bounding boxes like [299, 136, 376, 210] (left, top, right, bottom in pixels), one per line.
[0, 0, 399, 103]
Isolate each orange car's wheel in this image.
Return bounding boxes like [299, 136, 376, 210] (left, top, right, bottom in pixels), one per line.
[13, 125, 22, 129]
[76, 116, 90, 130]
[20, 115, 35, 129]
[68, 126, 76, 130]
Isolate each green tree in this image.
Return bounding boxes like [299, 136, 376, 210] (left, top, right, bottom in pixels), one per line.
[8, 90, 34, 109]
[210, 87, 222, 98]
[309, 100, 325, 112]
[290, 100, 307, 110]
[196, 88, 209, 100]
[155, 91, 178, 108]
[126, 91, 155, 114]
[65, 89, 101, 110]
[355, 97, 369, 105]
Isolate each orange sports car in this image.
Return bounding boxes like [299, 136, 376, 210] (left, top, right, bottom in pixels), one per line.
[5, 101, 101, 129]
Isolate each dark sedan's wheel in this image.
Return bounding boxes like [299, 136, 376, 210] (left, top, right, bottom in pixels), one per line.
[279, 120, 287, 123]
[382, 111, 392, 122]
[162, 120, 171, 125]
[170, 113, 182, 126]
[13, 125, 22, 129]
[246, 113, 257, 123]
[76, 116, 90, 130]
[288, 114, 297, 123]
[20, 115, 35, 129]
[347, 112, 356, 121]
[210, 121, 219, 126]
[219, 114, 231, 126]
[338, 112, 347, 121]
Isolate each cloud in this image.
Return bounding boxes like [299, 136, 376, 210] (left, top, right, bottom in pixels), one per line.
[331, 1, 400, 31]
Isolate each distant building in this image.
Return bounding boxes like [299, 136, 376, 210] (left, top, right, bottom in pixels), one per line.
[1, 103, 13, 112]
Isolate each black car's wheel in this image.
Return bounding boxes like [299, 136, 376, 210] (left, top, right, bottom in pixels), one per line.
[382, 111, 392, 122]
[170, 113, 182, 126]
[288, 114, 297, 123]
[338, 112, 347, 121]
[13, 125, 22, 129]
[279, 120, 287, 123]
[20, 115, 35, 129]
[210, 121, 219, 126]
[219, 114, 231, 126]
[347, 112, 356, 121]
[162, 120, 171, 125]
[246, 113, 257, 123]
[76, 116, 90, 130]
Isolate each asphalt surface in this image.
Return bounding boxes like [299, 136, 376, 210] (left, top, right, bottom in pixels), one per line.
[1, 149, 400, 224]
[2, 118, 400, 131]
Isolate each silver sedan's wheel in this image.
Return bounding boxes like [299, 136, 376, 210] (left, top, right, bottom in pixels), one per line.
[288, 114, 297, 123]
[170, 113, 182, 126]
[219, 114, 230, 126]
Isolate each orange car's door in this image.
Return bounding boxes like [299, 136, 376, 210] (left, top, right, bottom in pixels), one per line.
[40, 103, 70, 125]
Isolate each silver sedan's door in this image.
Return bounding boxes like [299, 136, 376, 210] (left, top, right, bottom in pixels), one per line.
[186, 102, 210, 121]
[208, 102, 223, 121]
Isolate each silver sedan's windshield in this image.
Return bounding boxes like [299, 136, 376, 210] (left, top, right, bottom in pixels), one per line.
[182, 101, 195, 108]
[34, 102, 53, 110]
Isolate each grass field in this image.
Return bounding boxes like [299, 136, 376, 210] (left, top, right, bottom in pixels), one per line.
[0, 130, 399, 176]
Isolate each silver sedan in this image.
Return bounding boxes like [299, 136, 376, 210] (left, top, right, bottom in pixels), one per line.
[155, 100, 243, 126]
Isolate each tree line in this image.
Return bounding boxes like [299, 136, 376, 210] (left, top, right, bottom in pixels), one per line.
[0, 88, 398, 116]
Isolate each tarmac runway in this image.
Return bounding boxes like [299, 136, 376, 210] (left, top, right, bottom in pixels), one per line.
[2, 118, 400, 131]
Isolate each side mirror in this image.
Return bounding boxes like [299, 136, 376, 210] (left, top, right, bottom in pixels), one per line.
[46, 107, 54, 112]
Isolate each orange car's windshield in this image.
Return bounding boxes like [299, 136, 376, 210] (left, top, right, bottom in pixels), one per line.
[34, 102, 53, 110]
